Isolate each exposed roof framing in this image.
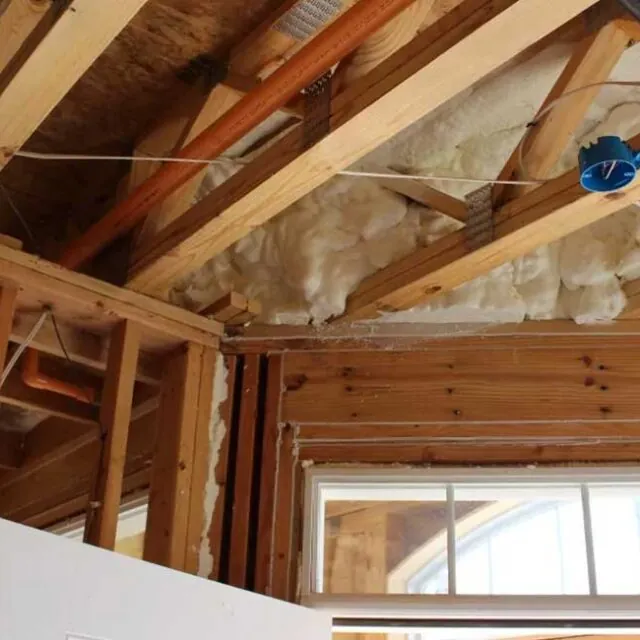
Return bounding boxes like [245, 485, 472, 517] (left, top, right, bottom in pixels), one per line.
[126, 0, 600, 299]
[339, 132, 640, 321]
[0, 0, 149, 170]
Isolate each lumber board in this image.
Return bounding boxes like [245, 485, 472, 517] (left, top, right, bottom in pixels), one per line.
[206, 355, 237, 581]
[11, 313, 160, 385]
[144, 343, 204, 570]
[298, 422, 640, 443]
[0, 411, 156, 523]
[282, 347, 640, 424]
[228, 353, 261, 588]
[300, 441, 640, 465]
[0, 0, 148, 169]
[127, 0, 600, 298]
[254, 355, 283, 594]
[340, 133, 640, 321]
[494, 19, 632, 204]
[184, 345, 217, 575]
[0, 0, 53, 73]
[377, 171, 467, 223]
[0, 243, 221, 348]
[0, 429, 24, 469]
[223, 319, 640, 353]
[84, 321, 141, 549]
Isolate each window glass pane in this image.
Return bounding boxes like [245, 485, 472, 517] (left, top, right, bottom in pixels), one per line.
[323, 489, 449, 594]
[591, 485, 640, 594]
[452, 487, 588, 595]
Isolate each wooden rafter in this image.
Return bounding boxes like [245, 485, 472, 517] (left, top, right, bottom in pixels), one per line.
[0, 0, 148, 170]
[126, 0, 600, 299]
[0, 0, 53, 73]
[494, 18, 635, 205]
[337, 132, 640, 321]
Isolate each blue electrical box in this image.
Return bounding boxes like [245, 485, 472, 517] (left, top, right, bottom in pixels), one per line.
[579, 136, 640, 193]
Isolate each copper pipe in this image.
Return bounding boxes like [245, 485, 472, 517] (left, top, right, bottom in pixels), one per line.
[58, 0, 419, 270]
[21, 346, 96, 404]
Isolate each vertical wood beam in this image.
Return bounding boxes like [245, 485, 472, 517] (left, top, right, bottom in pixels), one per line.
[255, 355, 284, 594]
[184, 345, 217, 574]
[143, 341, 219, 573]
[494, 20, 632, 205]
[144, 342, 202, 568]
[0, 285, 18, 369]
[84, 320, 141, 549]
[228, 353, 261, 587]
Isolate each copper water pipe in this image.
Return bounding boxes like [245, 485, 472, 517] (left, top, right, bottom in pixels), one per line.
[21, 348, 96, 404]
[22, 0, 418, 401]
[57, 0, 419, 270]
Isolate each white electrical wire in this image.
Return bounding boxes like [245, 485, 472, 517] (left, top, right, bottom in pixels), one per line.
[12, 81, 640, 189]
[517, 80, 640, 181]
[14, 150, 542, 186]
[0, 309, 50, 391]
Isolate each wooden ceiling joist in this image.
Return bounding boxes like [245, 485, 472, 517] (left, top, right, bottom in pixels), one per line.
[338, 132, 640, 321]
[127, 0, 600, 299]
[0, 0, 149, 170]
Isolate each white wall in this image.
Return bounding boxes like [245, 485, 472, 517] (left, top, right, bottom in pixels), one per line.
[0, 517, 331, 640]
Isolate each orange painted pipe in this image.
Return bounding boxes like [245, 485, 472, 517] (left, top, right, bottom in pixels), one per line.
[58, 0, 419, 270]
[21, 348, 96, 404]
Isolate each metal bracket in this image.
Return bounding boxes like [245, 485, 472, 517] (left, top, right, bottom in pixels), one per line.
[465, 184, 494, 251]
[302, 70, 332, 150]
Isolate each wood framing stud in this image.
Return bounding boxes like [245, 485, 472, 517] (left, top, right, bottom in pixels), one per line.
[144, 342, 217, 573]
[201, 292, 262, 326]
[84, 321, 142, 549]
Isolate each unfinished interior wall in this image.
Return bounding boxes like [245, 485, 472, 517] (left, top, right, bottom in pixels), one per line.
[171, 43, 640, 325]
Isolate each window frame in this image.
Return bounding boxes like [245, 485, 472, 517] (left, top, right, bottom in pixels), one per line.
[302, 466, 640, 631]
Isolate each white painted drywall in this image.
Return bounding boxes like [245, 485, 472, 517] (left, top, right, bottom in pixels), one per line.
[0, 517, 331, 640]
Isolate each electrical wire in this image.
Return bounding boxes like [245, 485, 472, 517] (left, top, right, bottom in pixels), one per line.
[0, 181, 40, 251]
[51, 312, 72, 363]
[0, 309, 50, 391]
[11, 81, 640, 189]
[517, 80, 640, 181]
[13, 149, 545, 187]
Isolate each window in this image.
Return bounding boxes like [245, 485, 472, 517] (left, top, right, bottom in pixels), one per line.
[49, 494, 148, 559]
[302, 467, 640, 636]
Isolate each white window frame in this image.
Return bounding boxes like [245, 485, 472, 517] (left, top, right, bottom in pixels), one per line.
[301, 466, 640, 632]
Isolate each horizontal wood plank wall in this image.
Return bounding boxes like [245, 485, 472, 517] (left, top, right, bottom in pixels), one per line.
[282, 344, 640, 425]
[0, 412, 156, 526]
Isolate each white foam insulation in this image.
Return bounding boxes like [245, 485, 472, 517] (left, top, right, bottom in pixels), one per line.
[171, 42, 640, 326]
[198, 352, 228, 578]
